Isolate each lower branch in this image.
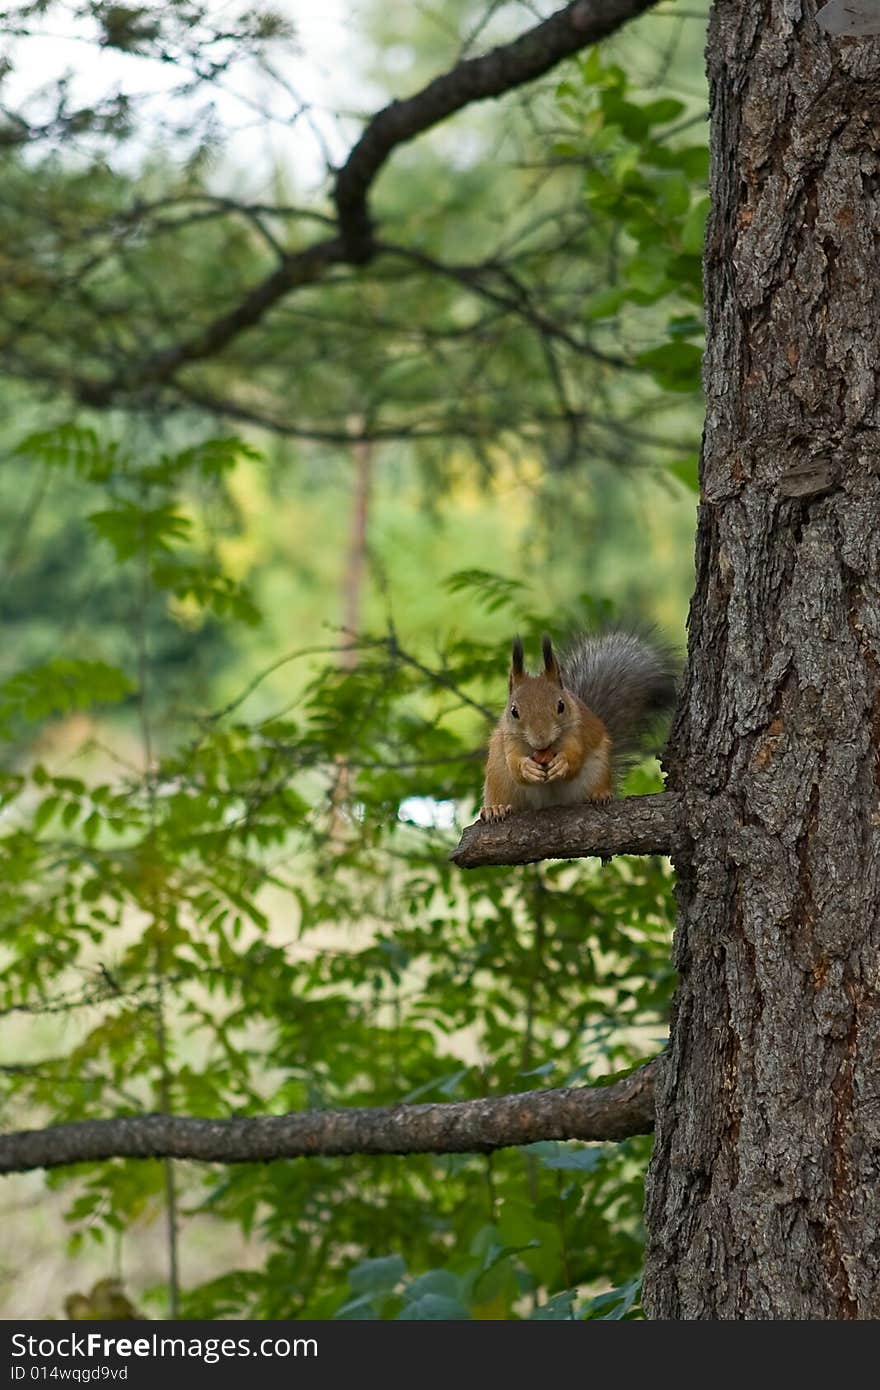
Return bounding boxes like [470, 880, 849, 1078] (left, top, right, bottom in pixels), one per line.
[0, 1060, 658, 1174]
[451, 792, 684, 868]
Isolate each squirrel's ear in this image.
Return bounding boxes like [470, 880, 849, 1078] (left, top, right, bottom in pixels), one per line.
[509, 636, 525, 690]
[542, 634, 563, 686]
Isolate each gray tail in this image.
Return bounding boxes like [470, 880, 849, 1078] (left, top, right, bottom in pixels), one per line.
[560, 630, 678, 760]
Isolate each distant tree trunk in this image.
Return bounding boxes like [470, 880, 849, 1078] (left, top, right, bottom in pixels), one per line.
[330, 431, 373, 835]
[644, 3, 880, 1318]
[341, 432, 373, 672]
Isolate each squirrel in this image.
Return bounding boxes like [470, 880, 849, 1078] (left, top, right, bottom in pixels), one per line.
[480, 631, 677, 822]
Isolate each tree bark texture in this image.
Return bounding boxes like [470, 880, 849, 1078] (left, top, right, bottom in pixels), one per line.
[643, 4, 880, 1318]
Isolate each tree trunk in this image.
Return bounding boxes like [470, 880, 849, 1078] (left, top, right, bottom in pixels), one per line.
[644, 3, 880, 1318]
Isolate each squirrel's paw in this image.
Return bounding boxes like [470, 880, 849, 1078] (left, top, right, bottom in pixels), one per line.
[518, 756, 546, 784]
[544, 752, 570, 783]
[590, 790, 613, 805]
[480, 804, 512, 823]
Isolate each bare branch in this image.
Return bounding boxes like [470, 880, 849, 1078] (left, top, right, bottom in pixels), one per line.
[0, 1061, 658, 1173]
[62, 0, 659, 407]
[77, 237, 344, 407]
[169, 382, 692, 452]
[334, 0, 660, 260]
[378, 240, 632, 368]
[451, 792, 684, 868]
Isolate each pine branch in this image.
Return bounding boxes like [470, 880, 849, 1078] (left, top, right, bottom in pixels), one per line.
[451, 793, 684, 868]
[335, 0, 660, 260]
[0, 1060, 657, 1173]
[66, 0, 659, 406]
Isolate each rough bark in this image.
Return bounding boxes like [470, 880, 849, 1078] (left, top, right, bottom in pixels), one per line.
[0, 1061, 656, 1173]
[451, 792, 684, 867]
[643, 3, 880, 1319]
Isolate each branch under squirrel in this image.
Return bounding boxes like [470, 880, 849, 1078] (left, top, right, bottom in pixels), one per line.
[451, 792, 684, 868]
[0, 1061, 658, 1174]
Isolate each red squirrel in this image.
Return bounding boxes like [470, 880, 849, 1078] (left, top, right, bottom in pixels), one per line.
[480, 632, 677, 821]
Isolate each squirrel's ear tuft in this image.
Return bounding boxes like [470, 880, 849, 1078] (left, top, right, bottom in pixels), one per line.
[542, 634, 562, 686]
[510, 636, 525, 688]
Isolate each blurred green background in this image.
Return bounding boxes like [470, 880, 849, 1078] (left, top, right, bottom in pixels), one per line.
[0, 0, 708, 1320]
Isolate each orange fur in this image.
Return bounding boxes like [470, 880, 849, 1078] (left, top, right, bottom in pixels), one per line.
[480, 653, 612, 822]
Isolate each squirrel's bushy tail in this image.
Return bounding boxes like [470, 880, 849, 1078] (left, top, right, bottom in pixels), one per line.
[560, 630, 678, 760]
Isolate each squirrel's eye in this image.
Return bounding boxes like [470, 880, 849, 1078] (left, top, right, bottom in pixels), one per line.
[510, 704, 519, 719]
[557, 699, 565, 714]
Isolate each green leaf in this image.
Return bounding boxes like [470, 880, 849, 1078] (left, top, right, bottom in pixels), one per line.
[668, 454, 700, 493]
[333, 1294, 379, 1320]
[33, 795, 62, 831]
[0, 659, 133, 723]
[681, 196, 710, 254]
[13, 425, 117, 480]
[667, 144, 710, 180]
[89, 503, 192, 561]
[582, 1276, 643, 1320]
[530, 1291, 577, 1320]
[444, 570, 524, 612]
[401, 1270, 462, 1302]
[654, 171, 692, 218]
[169, 438, 260, 479]
[528, 1142, 608, 1173]
[634, 341, 703, 392]
[583, 287, 628, 321]
[640, 97, 686, 126]
[348, 1254, 406, 1296]
[667, 314, 704, 340]
[397, 1294, 470, 1320]
[626, 250, 674, 299]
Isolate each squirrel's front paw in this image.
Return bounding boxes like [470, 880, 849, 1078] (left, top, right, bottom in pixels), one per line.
[545, 752, 570, 782]
[518, 756, 546, 784]
[480, 804, 513, 822]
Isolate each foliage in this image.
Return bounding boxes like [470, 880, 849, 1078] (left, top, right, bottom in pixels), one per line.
[0, 1, 706, 486]
[0, 427, 675, 1320]
[557, 47, 707, 466]
[0, 0, 709, 1323]
[563, 51, 707, 338]
[0, 424, 257, 690]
